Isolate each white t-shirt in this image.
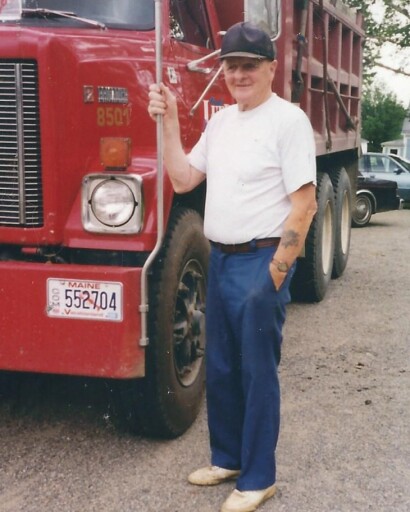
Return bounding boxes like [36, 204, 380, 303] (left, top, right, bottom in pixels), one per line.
[188, 94, 316, 244]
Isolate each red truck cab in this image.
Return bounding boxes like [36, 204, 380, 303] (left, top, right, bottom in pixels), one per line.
[0, 0, 363, 437]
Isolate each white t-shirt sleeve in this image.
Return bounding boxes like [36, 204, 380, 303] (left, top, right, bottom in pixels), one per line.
[187, 130, 208, 174]
[279, 111, 317, 195]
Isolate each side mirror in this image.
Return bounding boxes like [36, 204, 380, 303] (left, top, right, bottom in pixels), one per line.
[245, 0, 281, 40]
[394, 168, 404, 175]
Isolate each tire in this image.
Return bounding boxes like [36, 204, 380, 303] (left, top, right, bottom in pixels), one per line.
[290, 172, 336, 302]
[115, 208, 209, 438]
[330, 168, 352, 278]
[352, 194, 373, 227]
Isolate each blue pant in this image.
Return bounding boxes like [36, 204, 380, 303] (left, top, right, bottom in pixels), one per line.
[206, 245, 295, 491]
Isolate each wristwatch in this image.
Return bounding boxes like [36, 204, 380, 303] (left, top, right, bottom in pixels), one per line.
[271, 258, 289, 273]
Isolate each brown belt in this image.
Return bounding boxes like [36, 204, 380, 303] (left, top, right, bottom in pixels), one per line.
[210, 237, 281, 254]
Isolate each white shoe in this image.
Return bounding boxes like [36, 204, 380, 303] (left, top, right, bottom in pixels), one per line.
[188, 465, 240, 486]
[220, 484, 277, 512]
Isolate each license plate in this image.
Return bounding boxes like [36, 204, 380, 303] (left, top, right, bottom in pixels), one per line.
[47, 279, 123, 321]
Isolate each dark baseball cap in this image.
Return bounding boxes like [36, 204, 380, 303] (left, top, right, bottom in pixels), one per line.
[220, 22, 276, 61]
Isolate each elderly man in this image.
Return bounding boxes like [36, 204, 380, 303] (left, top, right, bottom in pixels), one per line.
[148, 21, 317, 512]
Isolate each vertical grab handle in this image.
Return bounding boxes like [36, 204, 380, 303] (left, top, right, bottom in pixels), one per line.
[140, 0, 164, 347]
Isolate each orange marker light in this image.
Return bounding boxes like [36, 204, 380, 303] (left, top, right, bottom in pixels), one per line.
[100, 137, 131, 170]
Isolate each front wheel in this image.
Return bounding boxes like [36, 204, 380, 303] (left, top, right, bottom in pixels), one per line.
[352, 194, 373, 227]
[116, 208, 209, 438]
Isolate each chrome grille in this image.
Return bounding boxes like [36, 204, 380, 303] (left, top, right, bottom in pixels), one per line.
[0, 61, 43, 226]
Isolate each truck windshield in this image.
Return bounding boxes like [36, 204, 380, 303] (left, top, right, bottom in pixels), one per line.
[22, 0, 155, 30]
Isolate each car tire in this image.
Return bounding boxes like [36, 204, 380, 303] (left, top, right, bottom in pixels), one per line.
[290, 172, 336, 302]
[352, 194, 373, 227]
[114, 207, 209, 438]
[330, 168, 352, 278]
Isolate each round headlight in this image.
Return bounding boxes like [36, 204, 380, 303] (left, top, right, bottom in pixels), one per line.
[90, 179, 136, 227]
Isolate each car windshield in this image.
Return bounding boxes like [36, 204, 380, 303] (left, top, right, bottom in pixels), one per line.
[362, 154, 409, 174]
[391, 155, 410, 172]
[22, 0, 155, 29]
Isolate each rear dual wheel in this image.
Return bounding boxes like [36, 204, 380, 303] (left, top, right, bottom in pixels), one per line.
[290, 169, 352, 301]
[291, 172, 336, 302]
[331, 168, 352, 278]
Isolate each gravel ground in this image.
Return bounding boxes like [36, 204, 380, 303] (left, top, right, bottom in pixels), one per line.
[0, 209, 409, 512]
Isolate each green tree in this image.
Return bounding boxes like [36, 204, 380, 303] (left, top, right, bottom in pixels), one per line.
[345, 0, 410, 81]
[361, 86, 407, 151]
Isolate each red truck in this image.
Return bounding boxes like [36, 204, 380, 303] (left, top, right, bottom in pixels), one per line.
[0, 0, 363, 437]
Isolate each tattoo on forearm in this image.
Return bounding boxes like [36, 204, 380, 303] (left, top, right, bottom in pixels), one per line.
[281, 229, 300, 248]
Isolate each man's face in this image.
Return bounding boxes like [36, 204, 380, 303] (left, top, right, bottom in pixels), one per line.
[222, 57, 277, 111]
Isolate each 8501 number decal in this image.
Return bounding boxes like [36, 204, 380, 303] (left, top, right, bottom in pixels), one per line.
[96, 106, 131, 127]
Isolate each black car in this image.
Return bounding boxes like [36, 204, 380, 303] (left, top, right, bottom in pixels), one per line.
[352, 174, 403, 227]
[359, 153, 410, 203]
